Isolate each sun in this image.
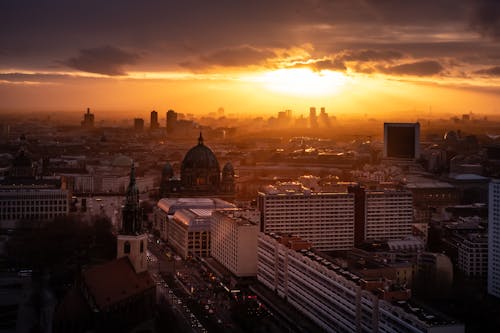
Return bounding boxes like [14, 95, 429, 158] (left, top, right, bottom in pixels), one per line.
[253, 68, 347, 96]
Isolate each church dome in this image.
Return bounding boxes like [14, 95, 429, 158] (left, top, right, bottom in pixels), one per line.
[180, 133, 220, 191]
[181, 134, 220, 172]
[222, 162, 234, 178]
[162, 162, 173, 177]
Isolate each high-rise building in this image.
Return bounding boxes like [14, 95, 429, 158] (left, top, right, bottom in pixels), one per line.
[258, 182, 355, 251]
[309, 107, 318, 128]
[81, 107, 95, 128]
[488, 180, 500, 298]
[211, 209, 260, 277]
[383, 122, 420, 159]
[150, 110, 159, 129]
[257, 232, 464, 333]
[134, 118, 144, 131]
[166, 109, 178, 134]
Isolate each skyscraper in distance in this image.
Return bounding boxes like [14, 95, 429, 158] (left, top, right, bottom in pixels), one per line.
[150, 110, 159, 129]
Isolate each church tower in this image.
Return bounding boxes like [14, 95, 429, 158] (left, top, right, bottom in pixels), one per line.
[117, 163, 147, 273]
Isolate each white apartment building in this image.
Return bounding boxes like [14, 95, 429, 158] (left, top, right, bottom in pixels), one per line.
[211, 209, 260, 277]
[365, 190, 413, 241]
[457, 233, 488, 278]
[258, 183, 355, 251]
[488, 180, 500, 298]
[257, 233, 464, 333]
[0, 186, 70, 228]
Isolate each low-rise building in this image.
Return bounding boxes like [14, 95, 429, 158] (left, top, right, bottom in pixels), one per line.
[168, 208, 213, 259]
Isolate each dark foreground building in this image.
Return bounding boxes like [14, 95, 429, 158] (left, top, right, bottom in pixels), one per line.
[53, 164, 155, 332]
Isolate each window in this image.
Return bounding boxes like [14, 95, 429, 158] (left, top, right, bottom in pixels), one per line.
[124, 241, 131, 254]
[140, 240, 144, 253]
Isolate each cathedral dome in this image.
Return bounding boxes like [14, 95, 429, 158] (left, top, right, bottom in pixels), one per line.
[181, 134, 220, 172]
[180, 133, 220, 191]
[162, 162, 173, 177]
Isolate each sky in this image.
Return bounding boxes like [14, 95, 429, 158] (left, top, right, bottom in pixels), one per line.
[1, 0, 500, 118]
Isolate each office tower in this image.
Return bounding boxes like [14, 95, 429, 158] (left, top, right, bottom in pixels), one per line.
[257, 233, 464, 333]
[383, 122, 420, 159]
[166, 109, 178, 134]
[150, 110, 159, 129]
[489, 180, 500, 298]
[211, 209, 260, 277]
[309, 106, 318, 128]
[134, 118, 144, 131]
[81, 107, 95, 128]
[258, 183, 355, 251]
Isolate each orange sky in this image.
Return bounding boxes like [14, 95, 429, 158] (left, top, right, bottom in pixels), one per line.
[1, 1, 500, 118]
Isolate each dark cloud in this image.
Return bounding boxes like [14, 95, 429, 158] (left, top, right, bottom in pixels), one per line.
[469, 0, 500, 39]
[338, 49, 404, 62]
[310, 59, 347, 71]
[61, 46, 140, 76]
[180, 46, 276, 69]
[475, 66, 500, 76]
[0, 72, 69, 82]
[382, 60, 444, 76]
[200, 46, 275, 67]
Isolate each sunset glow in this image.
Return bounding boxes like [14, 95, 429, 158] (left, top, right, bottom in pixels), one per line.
[252, 69, 347, 96]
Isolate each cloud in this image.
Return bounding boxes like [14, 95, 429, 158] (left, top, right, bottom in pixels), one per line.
[62, 46, 140, 76]
[475, 66, 500, 76]
[469, 0, 500, 39]
[338, 49, 404, 62]
[381, 60, 444, 76]
[180, 45, 276, 69]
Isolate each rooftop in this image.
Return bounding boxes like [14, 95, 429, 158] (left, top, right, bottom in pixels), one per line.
[82, 257, 154, 310]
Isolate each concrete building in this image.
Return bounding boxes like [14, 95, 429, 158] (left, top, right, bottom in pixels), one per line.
[211, 209, 260, 277]
[0, 185, 70, 229]
[488, 180, 500, 298]
[154, 197, 234, 241]
[258, 182, 355, 251]
[150, 110, 159, 130]
[383, 122, 420, 160]
[365, 189, 414, 241]
[257, 233, 463, 333]
[168, 208, 212, 259]
[457, 233, 488, 278]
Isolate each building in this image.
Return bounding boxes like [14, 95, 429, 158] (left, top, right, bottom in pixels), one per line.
[150, 110, 159, 130]
[211, 209, 260, 277]
[166, 109, 177, 134]
[133, 118, 144, 131]
[160, 133, 235, 198]
[81, 108, 94, 128]
[154, 197, 235, 241]
[383, 122, 420, 160]
[168, 208, 213, 259]
[54, 164, 155, 332]
[365, 189, 414, 241]
[488, 180, 500, 298]
[0, 150, 70, 229]
[457, 233, 488, 278]
[258, 182, 355, 251]
[257, 233, 464, 333]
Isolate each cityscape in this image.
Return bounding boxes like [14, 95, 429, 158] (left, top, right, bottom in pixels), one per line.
[2, 1, 500, 333]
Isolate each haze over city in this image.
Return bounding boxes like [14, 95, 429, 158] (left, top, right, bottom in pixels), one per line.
[3, 2, 500, 333]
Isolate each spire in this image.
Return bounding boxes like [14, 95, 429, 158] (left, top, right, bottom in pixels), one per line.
[198, 131, 204, 145]
[121, 161, 141, 235]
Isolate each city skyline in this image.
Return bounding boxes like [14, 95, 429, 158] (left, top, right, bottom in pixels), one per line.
[2, 1, 500, 116]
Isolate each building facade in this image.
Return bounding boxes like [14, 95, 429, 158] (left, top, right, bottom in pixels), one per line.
[488, 180, 500, 298]
[364, 190, 414, 241]
[211, 209, 260, 277]
[257, 233, 464, 333]
[168, 208, 212, 259]
[457, 233, 488, 278]
[258, 182, 355, 251]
